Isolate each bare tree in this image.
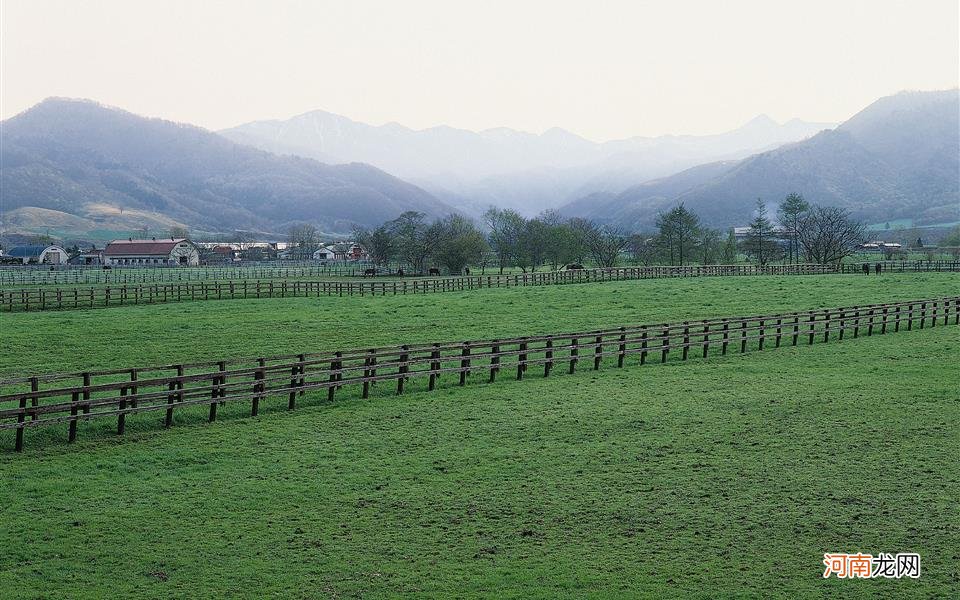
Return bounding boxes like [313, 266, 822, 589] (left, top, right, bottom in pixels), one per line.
[352, 224, 396, 266]
[485, 207, 526, 273]
[585, 223, 629, 267]
[287, 223, 320, 259]
[796, 206, 865, 264]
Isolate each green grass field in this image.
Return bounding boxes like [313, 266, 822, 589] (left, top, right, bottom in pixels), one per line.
[1, 273, 957, 378]
[1, 273, 957, 598]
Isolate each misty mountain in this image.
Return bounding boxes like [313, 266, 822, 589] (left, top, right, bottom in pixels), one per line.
[562, 90, 960, 230]
[221, 110, 832, 215]
[0, 98, 455, 235]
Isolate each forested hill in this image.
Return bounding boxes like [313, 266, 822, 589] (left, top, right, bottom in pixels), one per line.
[561, 89, 960, 229]
[0, 98, 455, 234]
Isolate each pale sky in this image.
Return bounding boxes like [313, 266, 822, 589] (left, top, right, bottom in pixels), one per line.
[1, 0, 957, 141]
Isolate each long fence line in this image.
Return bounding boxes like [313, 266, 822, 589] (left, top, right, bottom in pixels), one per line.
[2, 296, 955, 453]
[1, 259, 957, 287]
[0, 263, 372, 286]
[0, 264, 835, 313]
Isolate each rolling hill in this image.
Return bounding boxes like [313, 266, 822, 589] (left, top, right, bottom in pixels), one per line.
[0, 98, 455, 236]
[561, 89, 960, 230]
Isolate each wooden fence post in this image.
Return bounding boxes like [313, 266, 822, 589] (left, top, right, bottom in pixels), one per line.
[328, 352, 343, 402]
[594, 335, 603, 369]
[807, 313, 816, 345]
[702, 324, 710, 358]
[569, 337, 579, 373]
[740, 320, 748, 353]
[362, 350, 376, 399]
[429, 344, 441, 391]
[641, 328, 649, 364]
[460, 343, 472, 385]
[397, 346, 410, 395]
[662, 327, 671, 363]
[544, 337, 554, 376]
[490, 341, 501, 382]
[252, 358, 265, 416]
[165, 366, 182, 427]
[517, 340, 528, 380]
[758, 320, 765, 351]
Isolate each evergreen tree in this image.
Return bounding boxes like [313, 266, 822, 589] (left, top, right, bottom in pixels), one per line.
[777, 192, 809, 263]
[744, 199, 781, 265]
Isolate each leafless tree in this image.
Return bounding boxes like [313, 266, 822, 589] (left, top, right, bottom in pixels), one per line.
[585, 223, 629, 267]
[796, 206, 865, 264]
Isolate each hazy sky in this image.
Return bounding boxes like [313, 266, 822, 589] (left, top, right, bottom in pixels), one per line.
[2, 0, 958, 141]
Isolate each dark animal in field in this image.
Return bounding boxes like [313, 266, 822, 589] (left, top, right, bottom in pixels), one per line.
[566, 263, 585, 270]
[464, 267, 470, 275]
[875, 263, 882, 274]
[397, 268, 404, 277]
[363, 268, 377, 277]
[429, 267, 441, 276]
[862, 263, 870, 274]
[103, 265, 112, 270]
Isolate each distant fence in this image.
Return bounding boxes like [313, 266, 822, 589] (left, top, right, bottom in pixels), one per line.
[0, 263, 373, 286]
[839, 260, 960, 273]
[2, 296, 955, 452]
[0, 264, 836, 313]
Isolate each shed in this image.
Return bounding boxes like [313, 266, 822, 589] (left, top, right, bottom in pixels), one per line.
[4, 244, 69, 265]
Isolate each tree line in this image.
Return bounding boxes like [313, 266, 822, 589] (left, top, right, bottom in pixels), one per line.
[287, 193, 866, 274]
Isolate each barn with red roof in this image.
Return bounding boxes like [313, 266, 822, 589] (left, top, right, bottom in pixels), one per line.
[103, 238, 200, 266]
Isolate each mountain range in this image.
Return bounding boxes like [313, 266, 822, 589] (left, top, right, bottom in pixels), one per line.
[1, 90, 956, 239]
[0, 98, 454, 236]
[561, 89, 960, 229]
[221, 110, 833, 216]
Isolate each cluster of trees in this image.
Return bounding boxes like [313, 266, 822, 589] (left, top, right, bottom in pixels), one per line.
[352, 212, 486, 274]
[289, 192, 867, 274]
[646, 194, 864, 266]
[349, 209, 635, 274]
[484, 208, 630, 272]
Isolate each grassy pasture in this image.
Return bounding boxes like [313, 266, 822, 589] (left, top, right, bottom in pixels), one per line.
[0, 273, 957, 597]
[0, 323, 956, 598]
[1, 273, 957, 380]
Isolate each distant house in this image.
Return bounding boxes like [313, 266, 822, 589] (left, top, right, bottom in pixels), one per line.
[103, 238, 200, 266]
[74, 248, 104, 265]
[328, 242, 366, 261]
[207, 245, 240, 263]
[313, 245, 338, 261]
[860, 241, 903, 253]
[3, 244, 69, 265]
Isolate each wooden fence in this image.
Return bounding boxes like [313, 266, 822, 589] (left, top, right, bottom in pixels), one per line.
[839, 260, 960, 273]
[0, 263, 372, 286]
[0, 264, 836, 312]
[2, 296, 955, 452]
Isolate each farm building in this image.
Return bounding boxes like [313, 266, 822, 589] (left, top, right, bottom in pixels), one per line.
[2, 244, 69, 265]
[313, 245, 338, 261]
[75, 248, 104, 265]
[103, 238, 200, 266]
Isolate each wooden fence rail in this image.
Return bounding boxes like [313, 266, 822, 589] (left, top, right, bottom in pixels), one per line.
[839, 260, 960, 274]
[0, 264, 837, 313]
[2, 296, 956, 453]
